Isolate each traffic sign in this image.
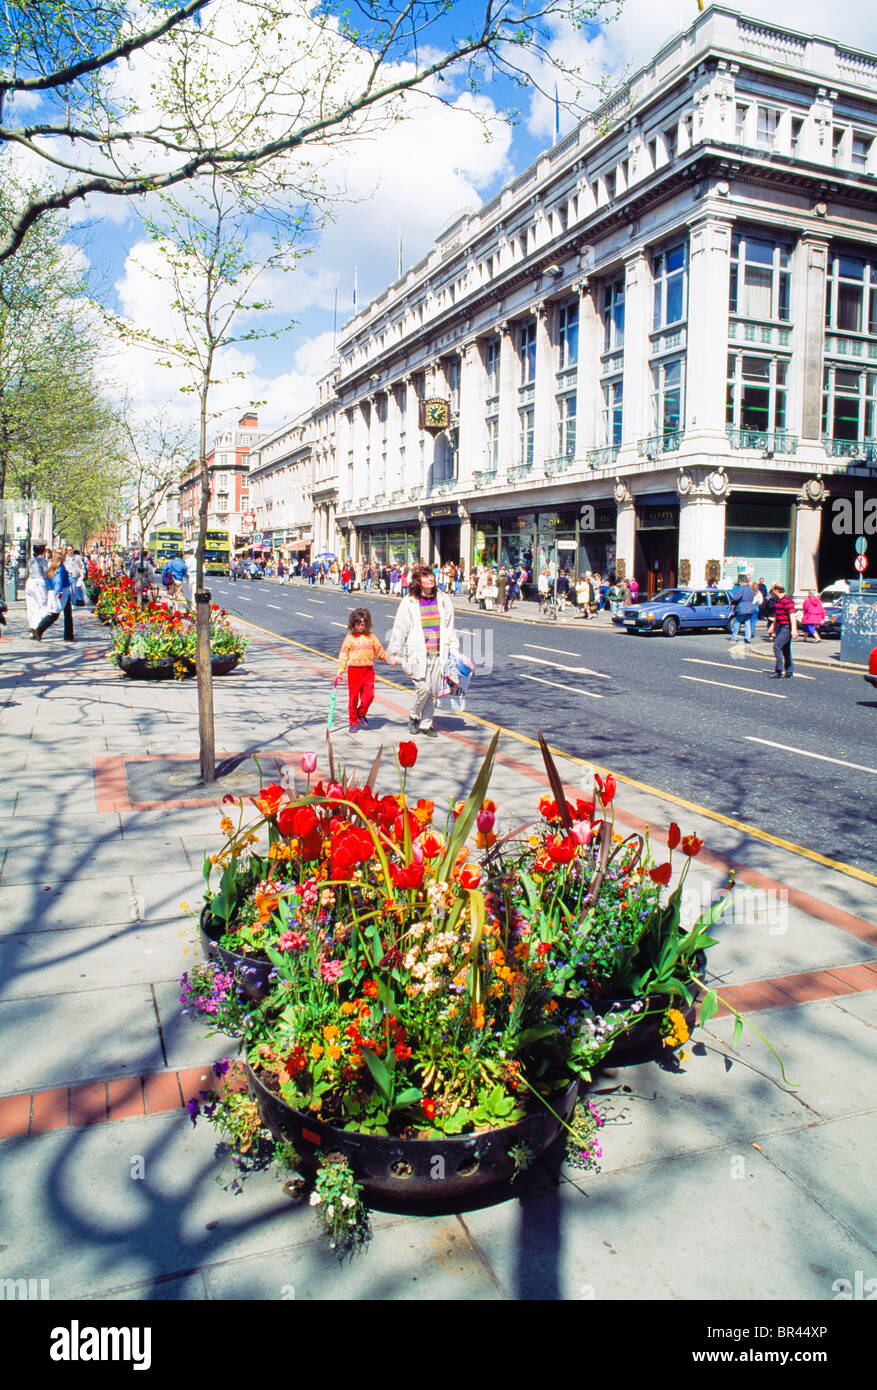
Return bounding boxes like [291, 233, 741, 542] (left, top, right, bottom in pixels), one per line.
[855, 536, 867, 555]
[854, 554, 868, 572]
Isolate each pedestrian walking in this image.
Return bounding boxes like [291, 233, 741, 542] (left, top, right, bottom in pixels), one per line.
[768, 583, 797, 678]
[34, 549, 74, 641]
[66, 547, 87, 606]
[729, 572, 759, 643]
[128, 549, 155, 607]
[25, 542, 50, 637]
[336, 608, 396, 731]
[801, 591, 825, 642]
[388, 562, 460, 739]
[182, 549, 197, 605]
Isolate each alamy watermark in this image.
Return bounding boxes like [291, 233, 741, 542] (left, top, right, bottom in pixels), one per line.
[831, 491, 877, 536]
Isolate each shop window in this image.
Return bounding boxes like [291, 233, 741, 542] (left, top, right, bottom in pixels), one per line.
[557, 302, 579, 369]
[825, 253, 877, 336]
[822, 366, 877, 442]
[652, 242, 686, 330]
[602, 277, 625, 351]
[730, 233, 791, 323]
[726, 353, 788, 433]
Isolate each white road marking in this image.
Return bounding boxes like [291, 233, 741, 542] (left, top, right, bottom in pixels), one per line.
[684, 657, 815, 680]
[267, 604, 281, 610]
[330, 621, 347, 628]
[680, 675, 785, 698]
[512, 652, 610, 679]
[235, 595, 252, 602]
[294, 611, 312, 618]
[524, 642, 577, 656]
[307, 599, 326, 604]
[519, 673, 603, 699]
[745, 737, 877, 776]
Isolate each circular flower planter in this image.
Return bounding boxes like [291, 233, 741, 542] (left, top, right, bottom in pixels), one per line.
[200, 907, 273, 1002]
[247, 1062, 579, 1200]
[117, 656, 177, 680]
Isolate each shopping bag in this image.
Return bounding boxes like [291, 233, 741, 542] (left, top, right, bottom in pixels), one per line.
[327, 677, 338, 731]
[436, 653, 473, 713]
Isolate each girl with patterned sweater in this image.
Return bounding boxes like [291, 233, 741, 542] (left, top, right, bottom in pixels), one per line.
[336, 608, 395, 730]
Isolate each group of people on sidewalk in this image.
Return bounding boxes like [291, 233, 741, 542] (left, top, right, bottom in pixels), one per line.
[127, 550, 198, 606]
[24, 544, 87, 642]
[729, 572, 821, 678]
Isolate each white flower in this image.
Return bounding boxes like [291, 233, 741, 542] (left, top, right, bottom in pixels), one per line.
[340, 1194, 355, 1208]
[327, 1204, 335, 1218]
[309, 1191, 322, 1206]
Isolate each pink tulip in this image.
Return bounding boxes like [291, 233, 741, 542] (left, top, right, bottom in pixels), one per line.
[300, 752, 318, 774]
[476, 808, 495, 833]
[570, 819, 594, 846]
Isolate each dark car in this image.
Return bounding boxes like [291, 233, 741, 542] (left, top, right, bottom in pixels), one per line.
[618, 587, 734, 637]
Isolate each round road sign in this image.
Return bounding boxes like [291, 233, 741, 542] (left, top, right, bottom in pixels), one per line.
[855, 536, 868, 555]
[854, 554, 868, 572]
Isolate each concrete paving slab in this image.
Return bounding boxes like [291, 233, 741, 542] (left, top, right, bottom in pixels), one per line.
[702, 996, 877, 1121]
[464, 1141, 872, 1299]
[0, 984, 162, 1090]
[827, 989, 877, 1028]
[757, 1111, 877, 1254]
[133, 868, 205, 922]
[705, 911, 877, 984]
[0, 837, 191, 886]
[152, 977, 235, 1070]
[0, 921, 191, 1001]
[0, 876, 142, 934]
[0, 815, 122, 848]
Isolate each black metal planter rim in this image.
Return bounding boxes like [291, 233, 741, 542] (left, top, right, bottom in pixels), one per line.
[246, 1061, 580, 1200]
[200, 907, 273, 1002]
[117, 655, 177, 680]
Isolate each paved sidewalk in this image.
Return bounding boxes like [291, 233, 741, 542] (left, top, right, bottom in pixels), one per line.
[1, 597, 875, 1300]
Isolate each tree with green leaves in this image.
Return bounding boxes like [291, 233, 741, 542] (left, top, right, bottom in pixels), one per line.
[110, 170, 303, 779]
[0, 0, 623, 261]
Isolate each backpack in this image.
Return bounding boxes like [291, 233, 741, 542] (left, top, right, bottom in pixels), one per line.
[161, 562, 174, 587]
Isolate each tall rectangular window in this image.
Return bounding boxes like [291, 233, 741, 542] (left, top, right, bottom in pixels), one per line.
[485, 416, 499, 471]
[557, 396, 576, 457]
[756, 106, 780, 149]
[822, 367, 877, 442]
[825, 253, 877, 336]
[519, 407, 534, 465]
[602, 278, 625, 351]
[726, 353, 788, 433]
[652, 243, 687, 330]
[735, 105, 748, 143]
[557, 302, 579, 369]
[519, 321, 537, 384]
[729, 233, 791, 322]
[651, 358, 684, 436]
[602, 379, 623, 447]
[852, 134, 871, 171]
[485, 337, 500, 394]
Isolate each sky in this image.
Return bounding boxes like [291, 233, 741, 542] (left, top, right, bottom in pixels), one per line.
[23, 0, 877, 446]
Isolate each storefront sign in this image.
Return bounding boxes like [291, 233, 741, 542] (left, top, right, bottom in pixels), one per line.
[427, 505, 454, 519]
[636, 506, 679, 530]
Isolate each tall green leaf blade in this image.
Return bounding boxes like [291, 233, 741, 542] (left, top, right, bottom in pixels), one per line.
[436, 730, 499, 880]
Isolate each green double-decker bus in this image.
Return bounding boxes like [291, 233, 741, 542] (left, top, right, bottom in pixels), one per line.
[147, 526, 183, 564]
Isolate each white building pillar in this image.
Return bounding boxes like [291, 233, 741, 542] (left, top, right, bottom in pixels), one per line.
[534, 301, 553, 474]
[619, 249, 651, 459]
[793, 234, 830, 445]
[614, 482, 636, 580]
[497, 323, 517, 475]
[793, 482, 826, 592]
[685, 217, 733, 444]
[576, 279, 601, 458]
[676, 469, 729, 587]
[458, 341, 482, 484]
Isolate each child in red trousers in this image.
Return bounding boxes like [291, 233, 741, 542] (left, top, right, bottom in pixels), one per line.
[336, 608, 395, 730]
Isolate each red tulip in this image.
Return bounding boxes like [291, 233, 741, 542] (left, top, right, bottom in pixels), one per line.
[476, 808, 495, 833]
[459, 864, 482, 890]
[398, 741, 418, 769]
[667, 822, 681, 850]
[419, 831, 444, 859]
[649, 862, 673, 886]
[681, 834, 703, 858]
[546, 836, 577, 864]
[390, 861, 425, 890]
[595, 774, 616, 805]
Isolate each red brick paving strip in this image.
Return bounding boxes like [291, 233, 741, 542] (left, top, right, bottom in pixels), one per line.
[714, 961, 877, 1017]
[142, 1072, 183, 1115]
[69, 1082, 108, 1127]
[0, 1093, 31, 1138]
[107, 1078, 145, 1121]
[30, 1087, 70, 1134]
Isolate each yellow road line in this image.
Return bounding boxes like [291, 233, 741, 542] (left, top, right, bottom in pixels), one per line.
[238, 616, 877, 887]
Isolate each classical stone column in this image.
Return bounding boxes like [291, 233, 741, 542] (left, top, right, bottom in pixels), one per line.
[794, 234, 830, 445]
[457, 501, 472, 570]
[497, 322, 517, 474]
[575, 279, 601, 458]
[614, 479, 636, 578]
[418, 508, 430, 564]
[676, 467, 729, 585]
[534, 301, 553, 473]
[458, 342, 482, 483]
[793, 479, 827, 591]
[685, 217, 733, 443]
[620, 249, 651, 455]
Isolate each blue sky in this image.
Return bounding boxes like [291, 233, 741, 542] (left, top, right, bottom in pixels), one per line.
[45, 0, 877, 440]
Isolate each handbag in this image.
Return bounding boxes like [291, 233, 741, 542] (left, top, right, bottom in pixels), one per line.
[46, 588, 61, 615]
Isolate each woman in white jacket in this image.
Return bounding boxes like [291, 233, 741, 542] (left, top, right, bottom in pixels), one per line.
[388, 562, 460, 738]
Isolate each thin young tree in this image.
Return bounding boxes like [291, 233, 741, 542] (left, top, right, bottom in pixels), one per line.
[110, 171, 303, 780]
[119, 404, 195, 555]
[0, 0, 623, 261]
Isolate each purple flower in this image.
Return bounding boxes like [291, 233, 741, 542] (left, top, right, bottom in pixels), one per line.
[213, 1059, 230, 1077]
[186, 1098, 200, 1125]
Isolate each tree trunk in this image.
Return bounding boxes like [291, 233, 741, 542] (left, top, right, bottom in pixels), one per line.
[195, 382, 215, 782]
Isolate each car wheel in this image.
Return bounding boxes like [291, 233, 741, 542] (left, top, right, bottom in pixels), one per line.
[662, 616, 679, 638]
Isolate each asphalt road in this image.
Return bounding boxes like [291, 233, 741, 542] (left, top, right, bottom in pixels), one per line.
[211, 577, 877, 873]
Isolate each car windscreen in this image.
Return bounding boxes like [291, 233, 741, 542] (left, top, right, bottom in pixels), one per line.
[653, 590, 688, 603]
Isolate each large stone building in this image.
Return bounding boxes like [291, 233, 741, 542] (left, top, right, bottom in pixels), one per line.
[179, 412, 264, 545]
[248, 411, 315, 559]
[323, 4, 876, 594]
